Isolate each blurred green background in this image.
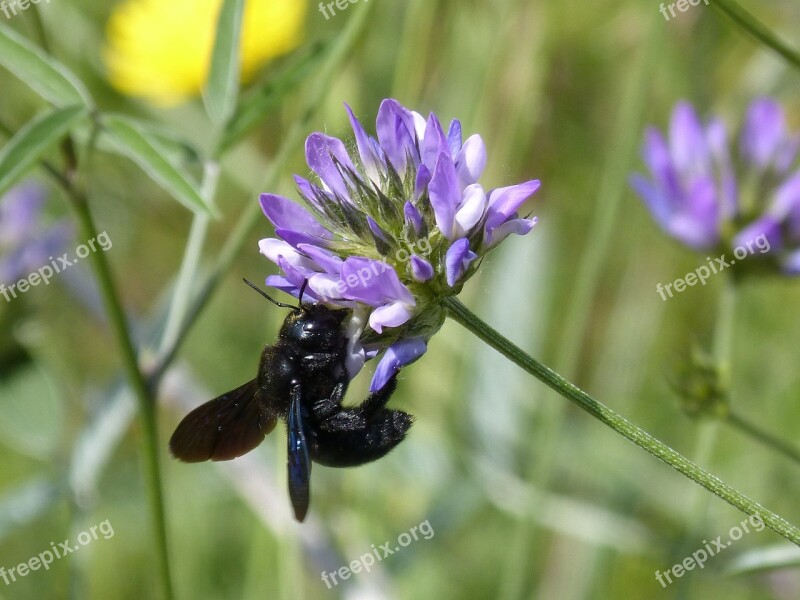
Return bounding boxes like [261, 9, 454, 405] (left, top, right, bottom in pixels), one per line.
[2, 0, 800, 598]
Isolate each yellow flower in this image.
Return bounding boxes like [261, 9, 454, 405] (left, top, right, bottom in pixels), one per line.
[104, 0, 306, 106]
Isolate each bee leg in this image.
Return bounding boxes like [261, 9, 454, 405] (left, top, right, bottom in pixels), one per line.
[310, 382, 347, 420]
[357, 373, 399, 418]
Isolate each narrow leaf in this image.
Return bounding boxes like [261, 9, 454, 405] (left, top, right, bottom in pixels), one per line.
[204, 0, 245, 125]
[220, 40, 331, 152]
[711, 0, 800, 71]
[0, 24, 91, 106]
[0, 105, 86, 197]
[103, 116, 215, 216]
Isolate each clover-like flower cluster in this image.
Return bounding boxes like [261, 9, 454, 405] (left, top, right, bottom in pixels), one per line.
[631, 98, 800, 275]
[258, 99, 540, 390]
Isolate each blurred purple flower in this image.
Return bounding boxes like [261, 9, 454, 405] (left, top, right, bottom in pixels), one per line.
[258, 99, 540, 388]
[631, 98, 800, 274]
[0, 182, 72, 286]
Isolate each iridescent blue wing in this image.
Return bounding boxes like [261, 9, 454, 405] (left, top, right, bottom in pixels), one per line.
[287, 384, 311, 521]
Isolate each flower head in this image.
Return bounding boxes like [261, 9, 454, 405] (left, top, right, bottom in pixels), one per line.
[259, 99, 540, 389]
[630, 98, 800, 274]
[0, 182, 72, 286]
[104, 0, 306, 106]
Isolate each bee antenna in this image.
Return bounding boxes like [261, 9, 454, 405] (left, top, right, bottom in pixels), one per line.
[298, 279, 309, 308]
[243, 279, 299, 310]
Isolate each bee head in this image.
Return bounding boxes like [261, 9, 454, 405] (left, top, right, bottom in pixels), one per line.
[243, 278, 347, 352]
[281, 305, 347, 352]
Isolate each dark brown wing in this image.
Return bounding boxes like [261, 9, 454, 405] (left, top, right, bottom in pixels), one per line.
[169, 379, 278, 462]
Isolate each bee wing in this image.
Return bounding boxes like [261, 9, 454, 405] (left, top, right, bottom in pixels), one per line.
[287, 384, 311, 521]
[169, 379, 278, 462]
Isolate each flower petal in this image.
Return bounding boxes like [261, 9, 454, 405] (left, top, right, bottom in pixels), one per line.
[486, 217, 537, 247]
[669, 101, 709, 176]
[455, 134, 487, 189]
[404, 200, 424, 235]
[276, 256, 322, 302]
[733, 216, 781, 254]
[296, 243, 343, 274]
[370, 338, 428, 392]
[339, 257, 415, 306]
[741, 97, 787, 171]
[345, 103, 383, 181]
[630, 174, 671, 230]
[421, 113, 449, 172]
[445, 238, 478, 286]
[666, 177, 720, 249]
[414, 164, 431, 200]
[428, 152, 459, 239]
[484, 179, 540, 242]
[259, 193, 331, 240]
[293, 175, 331, 212]
[259, 238, 320, 272]
[368, 301, 415, 334]
[410, 255, 434, 281]
[376, 99, 418, 176]
[455, 183, 487, 236]
[305, 133, 358, 199]
[447, 119, 462, 158]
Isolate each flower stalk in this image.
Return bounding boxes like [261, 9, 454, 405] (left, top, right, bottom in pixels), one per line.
[443, 295, 800, 546]
[711, 0, 800, 71]
[65, 183, 174, 600]
[726, 411, 800, 466]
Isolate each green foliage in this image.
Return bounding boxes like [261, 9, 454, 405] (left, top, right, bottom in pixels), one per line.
[1, 0, 800, 599]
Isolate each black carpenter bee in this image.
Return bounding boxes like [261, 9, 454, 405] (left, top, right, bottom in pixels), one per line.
[169, 279, 413, 521]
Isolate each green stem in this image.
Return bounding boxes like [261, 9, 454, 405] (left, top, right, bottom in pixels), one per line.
[672, 281, 736, 599]
[726, 411, 800, 466]
[711, 0, 800, 70]
[65, 186, 174, 600]
[153, 161, 219, 364]
[443, 296, 800, 546]
[26, 110, 174, 598]
[505, 16, 663, 598]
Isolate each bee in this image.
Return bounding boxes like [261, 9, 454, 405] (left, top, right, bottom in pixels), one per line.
[169, 279, 413, 521]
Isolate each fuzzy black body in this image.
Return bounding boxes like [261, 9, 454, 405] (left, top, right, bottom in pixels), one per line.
[169, 301, 413, 521]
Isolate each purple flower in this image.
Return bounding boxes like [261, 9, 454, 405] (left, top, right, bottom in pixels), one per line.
[0, 182, 72, 286]
[631, 98, 800, 274]
[258, 99, 541, 388]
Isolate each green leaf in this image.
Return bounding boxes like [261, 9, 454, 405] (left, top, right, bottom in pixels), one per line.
[204, 0, 245, 125]
[79, 118, 202, 168]
[0, 23, 91, 106]
[0, 105, 87, 197]
[103, 115, 215, 216]
[220, 39, 332, 152]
